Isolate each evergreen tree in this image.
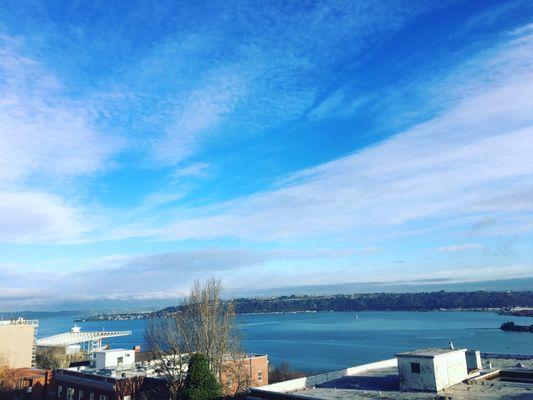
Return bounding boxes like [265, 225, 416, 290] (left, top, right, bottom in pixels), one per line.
[184, 353, 221, 400]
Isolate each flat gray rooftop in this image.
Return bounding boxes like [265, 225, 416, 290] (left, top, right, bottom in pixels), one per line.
[250, 356, 533, 400]
[293, 364, 533, 399]
[295, 380, 533, 400]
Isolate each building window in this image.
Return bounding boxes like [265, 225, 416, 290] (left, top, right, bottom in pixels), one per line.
[117, 356, 124, 365]
[67, 387, 75, 400]
[89, 393, 94, 400]
[410, 362, 421, 374]
[58, 385, 63, 398]
[257, 371, 263, 382]
[79, 390, 84, 400]
[99, 395, 108, 400]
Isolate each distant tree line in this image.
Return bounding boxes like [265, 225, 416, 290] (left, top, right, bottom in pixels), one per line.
[268, 362, 306, 384]
[156, 291, 533, 315]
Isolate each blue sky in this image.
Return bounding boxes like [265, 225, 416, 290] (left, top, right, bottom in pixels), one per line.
[1, 0, 532, 310]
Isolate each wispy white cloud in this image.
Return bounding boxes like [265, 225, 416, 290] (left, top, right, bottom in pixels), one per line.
[0, 36, 121, 243]
[0, 35, 119, 184]
[437, 243, 484, 253]
[107, 27, 533, 246]
[125, 1, 449, 166]
[0, 192, 88, 243]
[122, 89, 533, 243]
[357, 246, 383, 255]
[171, 162, 212, 181]
[308, 90, 368, 121]
[152, 70, 246, 165]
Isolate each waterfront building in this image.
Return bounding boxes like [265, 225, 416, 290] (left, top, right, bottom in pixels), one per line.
[249, 348, 533, 399]
[0, 318, 38, 368]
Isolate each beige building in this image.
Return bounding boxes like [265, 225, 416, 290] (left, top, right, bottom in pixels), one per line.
[0, 318, 38, 368]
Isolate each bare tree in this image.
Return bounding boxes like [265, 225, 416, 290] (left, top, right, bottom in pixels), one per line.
[269, 361, 305, 383]
[35, 347, 69, 370]
[179, 279, 239, 379]
[0, 360, 16, 394]
[219, 353, 252, 396]
[145, 278, 247, 399]
[145, 317, 188, 400]
[35, 347, 88, 370]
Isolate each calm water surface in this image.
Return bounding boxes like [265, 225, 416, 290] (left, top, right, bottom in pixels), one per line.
[37, 311, 533, 372]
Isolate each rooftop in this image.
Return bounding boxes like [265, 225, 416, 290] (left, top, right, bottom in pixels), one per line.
[250, 353, 533, 400]
[395, 347, 465, 358]
[95, 348, 133, 353]
[55, 367, 152, 383]
[0, 318, 38, 327]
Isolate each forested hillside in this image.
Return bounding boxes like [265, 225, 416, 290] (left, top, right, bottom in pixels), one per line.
[157, 291, 533, 315]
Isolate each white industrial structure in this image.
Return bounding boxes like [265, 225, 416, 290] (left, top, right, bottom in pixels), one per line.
[36, 325, 132, 354]
[94, 348, 136, 370]
[396, 348, 471, 392]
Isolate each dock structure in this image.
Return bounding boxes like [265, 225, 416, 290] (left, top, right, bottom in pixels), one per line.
[36, 326, 132, 353]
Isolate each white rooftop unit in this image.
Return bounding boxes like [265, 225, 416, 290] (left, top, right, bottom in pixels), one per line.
[94, 348, 135, 370]
[395, 348, 469, 392]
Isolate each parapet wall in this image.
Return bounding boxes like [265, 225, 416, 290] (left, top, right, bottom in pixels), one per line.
[481, 352, 533, 360]
[252, 358, 397, 394]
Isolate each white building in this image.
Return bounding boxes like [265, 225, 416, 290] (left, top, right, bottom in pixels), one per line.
[94, 349, 135, 370]
[395, 348, 469, 392]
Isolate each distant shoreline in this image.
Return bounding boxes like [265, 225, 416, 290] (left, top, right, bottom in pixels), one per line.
[74, 290, 533, 322]
[73, 308, 508, 322]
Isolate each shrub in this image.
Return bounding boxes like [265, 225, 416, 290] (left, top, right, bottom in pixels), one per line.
[184, 353, 221, 400]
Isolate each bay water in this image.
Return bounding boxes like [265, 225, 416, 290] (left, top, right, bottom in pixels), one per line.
[37, 311, 532, 373]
